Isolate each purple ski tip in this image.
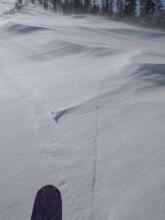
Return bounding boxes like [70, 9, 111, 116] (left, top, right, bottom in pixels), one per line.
[31, 185, 62, 220]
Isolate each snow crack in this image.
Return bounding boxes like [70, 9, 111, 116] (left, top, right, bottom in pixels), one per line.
[91, 80, 104, 219]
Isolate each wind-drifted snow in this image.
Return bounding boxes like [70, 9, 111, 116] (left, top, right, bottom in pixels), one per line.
[0, 4, 165, 220]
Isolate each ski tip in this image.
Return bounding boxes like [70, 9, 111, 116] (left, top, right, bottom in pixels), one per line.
[31, 185, 62, 220]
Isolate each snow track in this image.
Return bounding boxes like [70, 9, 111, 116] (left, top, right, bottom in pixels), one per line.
[0, 5, 165, 220]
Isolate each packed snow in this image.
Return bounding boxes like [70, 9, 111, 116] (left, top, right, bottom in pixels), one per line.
[0, 3, 165, 220]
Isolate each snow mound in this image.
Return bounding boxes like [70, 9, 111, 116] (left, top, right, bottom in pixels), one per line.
[0, 5, 165, 220]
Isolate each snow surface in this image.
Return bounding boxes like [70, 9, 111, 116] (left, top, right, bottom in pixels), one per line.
[0, 3, 165, 220]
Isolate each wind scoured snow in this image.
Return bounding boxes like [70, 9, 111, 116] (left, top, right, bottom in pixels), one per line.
[0, 4, 165, 220]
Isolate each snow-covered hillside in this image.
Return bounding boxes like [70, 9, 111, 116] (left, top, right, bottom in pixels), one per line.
[0, 4, 165, 220]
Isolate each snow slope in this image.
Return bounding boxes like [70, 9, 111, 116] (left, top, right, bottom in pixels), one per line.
[0, 4, 165, 220]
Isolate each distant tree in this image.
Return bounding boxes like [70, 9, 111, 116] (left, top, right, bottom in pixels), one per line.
[139, 0, 164, 25]
[146, 0, 154, 14]
[51, 0, 62, 11]
[43, 0, 48, 9]
[84, 0, 91, 10]
[91, 1, 99, 14]
[73, 0, 82, 12]
[62, 0, 69, 13]
[124, 0, 136, 16]
[109, 0, 114, 14]
[140, 0, 157, 17]
[151, 0, 163, 25]
[105, 0, 110, 12]
[15, 0, 23, 10]
[104, 0, 114, 14]
[159, 0, 165, 12]
[116, 0, 124, 16]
